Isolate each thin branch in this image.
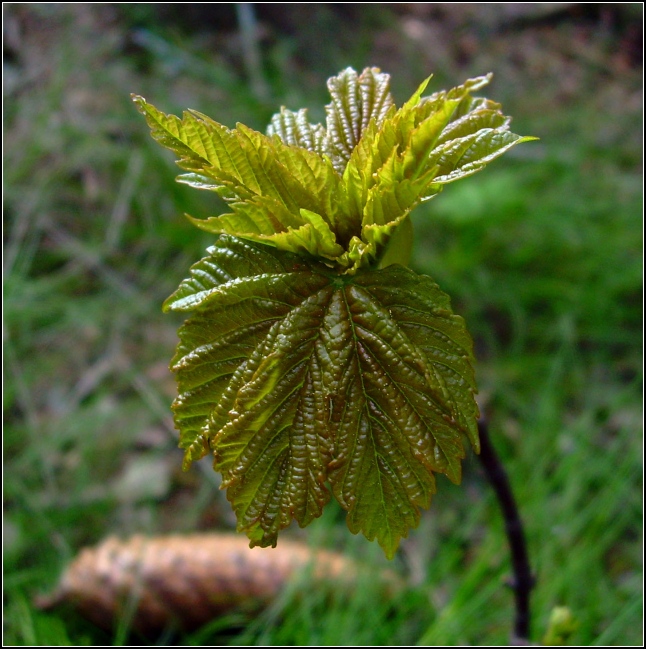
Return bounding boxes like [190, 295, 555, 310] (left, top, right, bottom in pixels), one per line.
[476, 417, 535, 643]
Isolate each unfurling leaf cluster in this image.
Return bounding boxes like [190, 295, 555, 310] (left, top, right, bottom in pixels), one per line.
[134, 68, 534, 558]
[133, 68, 535, 273]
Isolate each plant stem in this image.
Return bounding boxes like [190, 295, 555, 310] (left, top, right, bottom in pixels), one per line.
[476, 418, 534, 643]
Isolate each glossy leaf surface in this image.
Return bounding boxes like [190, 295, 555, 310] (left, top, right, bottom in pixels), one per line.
[164, 236, 478, 558]
[135, 68, 535, 558]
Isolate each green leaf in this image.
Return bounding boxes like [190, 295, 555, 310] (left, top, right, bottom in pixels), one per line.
[167, 235, 478, 558]
[131, 95, 218, 169]
[429, 129, 538, 185]
[322, 67, 395, 173]
[134, 67, 538, 560]
[267, 107, 326, 155]
[378, 215, 414, 269]
[133, 95, 348, 259]
[135, 70, 535, 272]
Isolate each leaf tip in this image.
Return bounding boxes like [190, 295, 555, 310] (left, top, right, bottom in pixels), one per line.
[381, 542, 399, 562]
[161, 296, 173, 313]
[131, 94, 146, 111]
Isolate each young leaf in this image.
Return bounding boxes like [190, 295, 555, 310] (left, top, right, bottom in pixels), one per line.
[134, 70, 534, 273]
[322, 67, 395, 173]
[165, 235, 478, 558]
[135, 68, 535, 558]
[133, 95, 349, 260]
[267, 107, 326, 155]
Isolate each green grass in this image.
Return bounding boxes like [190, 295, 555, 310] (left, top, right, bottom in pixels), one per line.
[4, 4, 642, 646]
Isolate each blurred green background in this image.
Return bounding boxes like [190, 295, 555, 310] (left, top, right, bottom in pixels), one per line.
[4, 3, 642, 645]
